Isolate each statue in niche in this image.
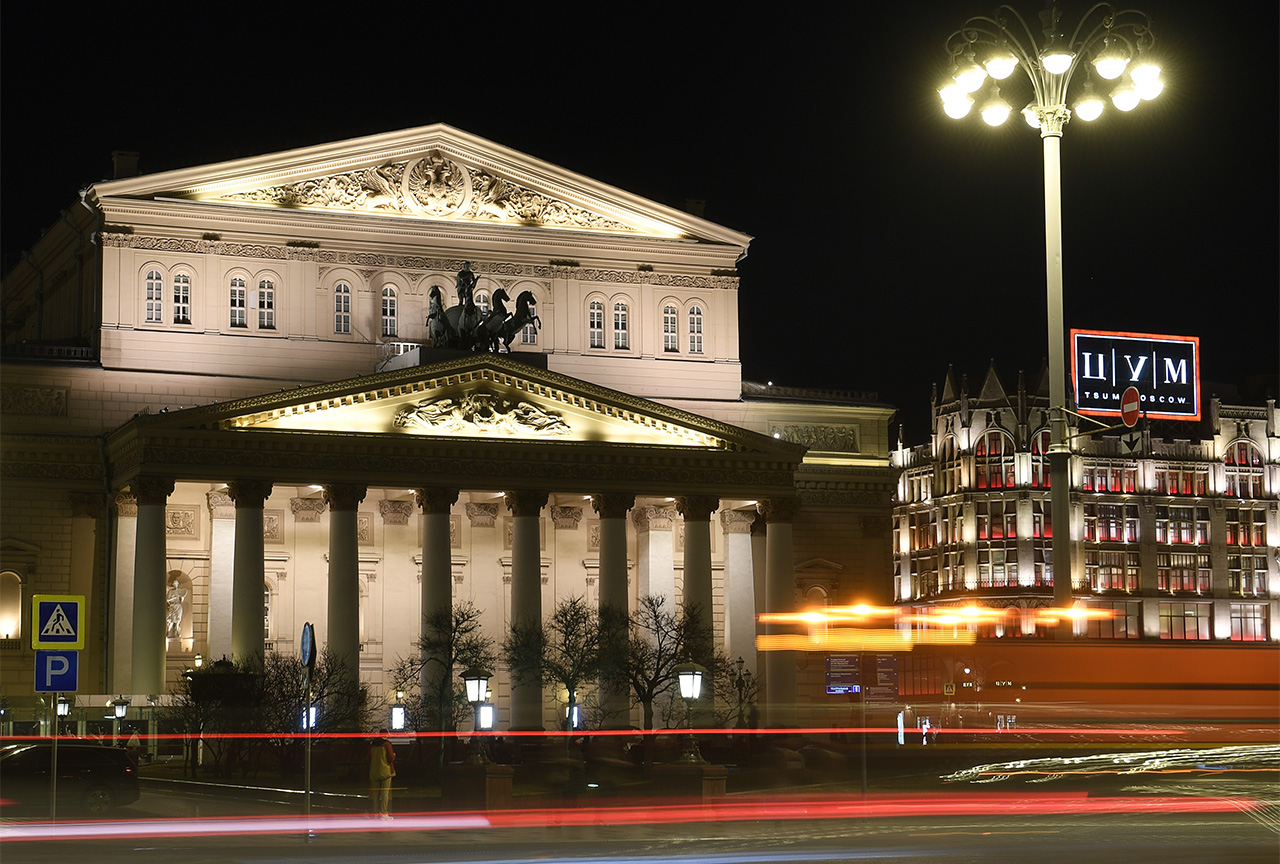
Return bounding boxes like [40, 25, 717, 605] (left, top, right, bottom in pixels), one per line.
[166, 580, 187, 638]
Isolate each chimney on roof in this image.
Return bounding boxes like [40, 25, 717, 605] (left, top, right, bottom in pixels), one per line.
[112, 151, 140, 179]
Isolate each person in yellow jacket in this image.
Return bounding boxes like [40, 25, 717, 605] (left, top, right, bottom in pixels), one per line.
[369, 729, 396, 818]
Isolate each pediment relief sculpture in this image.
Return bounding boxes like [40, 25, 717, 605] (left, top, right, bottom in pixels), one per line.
[394, 388, 571, 438]
[214, 150, 636, 233]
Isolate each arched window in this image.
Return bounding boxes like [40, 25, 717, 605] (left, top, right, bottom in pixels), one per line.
[229, 277, 247, 327]
[145, 270, 164, 323]
[1225, 440, 1265, 498]
[937, 435, 961, 495]
[1031, 429, 1051, 488]
[258, 280, 276, 330]
[0, 571, 21, 640]
[588, 301, 604, 348]
[172, 274, 191, 324]
[334, 282, 351, 334]
[975, 430, 1015, 489]
[475, 291, 490, 315]
[663, 305, 678, 352]
[381, 287, 397, 337]
[613, 302, 629, 350]
[688, 305, 703, 354]
[521, 320, 537, 345]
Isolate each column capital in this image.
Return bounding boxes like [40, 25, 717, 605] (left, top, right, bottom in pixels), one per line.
[322, 484, 367, 512]
[504, 489, 548, 518]
[207, 491, 235, 519]
[112, 491, 137, 518]
[632, 504, 677, 531]
[415, 486, 459, 515]
[758, 496, 802, 524]
[590, 493, 635, 520]
[380, 499, 415, 525]
[675, 495, 720, 522]
[720, 509, 755, 534]
[132, 476, 174, 506]
[227, 480, 273, 508]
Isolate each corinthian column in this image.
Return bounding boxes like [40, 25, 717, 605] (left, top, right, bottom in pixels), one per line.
[592, 492, 634, 726]
[228, 480, 272, 664]
[675, 495, 719, 641]
[131, 476, 174, 695]
[759, 496, 800, 727]
[416, 486, 459, 720]
[505, 489, 548, 730]
[323, 484, 366, 675]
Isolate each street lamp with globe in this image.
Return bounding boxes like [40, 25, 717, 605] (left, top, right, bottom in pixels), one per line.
[938, 1, 1162, 620]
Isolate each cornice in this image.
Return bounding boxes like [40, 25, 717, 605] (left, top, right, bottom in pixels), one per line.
[98, 232, 739, 290]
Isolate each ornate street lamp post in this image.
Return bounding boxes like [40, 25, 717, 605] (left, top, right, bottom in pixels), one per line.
[674, 660, 708, 763]
[460, 666, 492, 765]
[939, 1, 1162, 622]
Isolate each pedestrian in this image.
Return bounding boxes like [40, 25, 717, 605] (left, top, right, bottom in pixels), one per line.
[369, 729, 396, 819]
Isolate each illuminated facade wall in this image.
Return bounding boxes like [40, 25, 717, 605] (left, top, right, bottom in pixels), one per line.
[891, 364, 1279, 642]
[0, 126, 895, 727]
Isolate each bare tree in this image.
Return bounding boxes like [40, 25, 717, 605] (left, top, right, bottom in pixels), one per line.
[611, 595, 713, 730]
[503, 596, 616, 729]
[389, 602, 498, 767]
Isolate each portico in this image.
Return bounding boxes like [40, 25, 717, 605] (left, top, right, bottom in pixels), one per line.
[104, 353, 806, 727]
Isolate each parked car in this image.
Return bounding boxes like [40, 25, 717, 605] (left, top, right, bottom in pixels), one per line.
[0, 742, 140, 815]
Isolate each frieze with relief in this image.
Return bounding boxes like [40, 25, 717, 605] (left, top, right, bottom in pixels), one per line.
[214, 152, 636, 234]
[770, 424, 860, 453]
[394, 389, 571, 437]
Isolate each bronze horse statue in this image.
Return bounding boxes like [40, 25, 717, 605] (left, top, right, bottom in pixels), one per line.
[498, 290, 541, 351]
[427, 284, 484, 350]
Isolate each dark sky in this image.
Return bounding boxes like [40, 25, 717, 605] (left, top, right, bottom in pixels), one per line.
[4, 2, 1275, 440]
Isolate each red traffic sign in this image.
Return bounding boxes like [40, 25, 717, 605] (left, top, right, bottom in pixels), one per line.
[1121, 386, 1141, 428]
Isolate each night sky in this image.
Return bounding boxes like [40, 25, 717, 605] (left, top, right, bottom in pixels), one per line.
[3, 2, 1275, 440]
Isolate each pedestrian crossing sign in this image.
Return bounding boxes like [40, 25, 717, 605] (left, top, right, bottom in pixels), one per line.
[31, 595, 85, 650]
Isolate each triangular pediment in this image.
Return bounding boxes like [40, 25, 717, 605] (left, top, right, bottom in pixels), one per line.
[141, 354, 794, 455]
[90, 124, 750, 246]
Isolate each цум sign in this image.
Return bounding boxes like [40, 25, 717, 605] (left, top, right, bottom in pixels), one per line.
[1071, 329, 1200, 421]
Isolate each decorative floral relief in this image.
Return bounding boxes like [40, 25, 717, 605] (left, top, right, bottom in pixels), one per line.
[215, 152, 635, 233]
[165, 507, 198, 538]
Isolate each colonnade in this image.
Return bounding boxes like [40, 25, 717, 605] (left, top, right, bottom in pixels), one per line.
[115, 475, 801, 727]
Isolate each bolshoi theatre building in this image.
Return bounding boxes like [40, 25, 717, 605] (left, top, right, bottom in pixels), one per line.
[1, 125, 896, 729]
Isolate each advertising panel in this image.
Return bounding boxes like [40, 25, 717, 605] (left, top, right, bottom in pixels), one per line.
[1071, 329, 1200, 421]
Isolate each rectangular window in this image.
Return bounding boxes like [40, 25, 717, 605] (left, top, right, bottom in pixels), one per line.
[172, 275, 191, 324]
[688, 307, 703, 354]
[1230, 604, 1267, 641]
[613, 304, 629, 349]
[381, 289, 396, 337]
[334, 285, 351, 334]
[1159, 601, 1210, 640]
[230, 282, 247, 327]
[146, 272, 164, 323]
[663, 307, 678, 352]
[258, 281, 275, 330]
[1085, 601, 1141, 639]
[589, 303, 604, 348]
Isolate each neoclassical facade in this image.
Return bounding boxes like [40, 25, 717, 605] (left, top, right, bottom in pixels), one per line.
[1, 126, 895, 728]
[891, 364, 1278, 642]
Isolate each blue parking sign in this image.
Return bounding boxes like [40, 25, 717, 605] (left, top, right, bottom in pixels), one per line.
[35, 650, 79, 692]
[31, 595, 85, 650]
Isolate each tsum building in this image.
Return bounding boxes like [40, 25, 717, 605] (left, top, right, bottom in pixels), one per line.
[0, 125, 895, 729]
[891, 363, 1279, 643]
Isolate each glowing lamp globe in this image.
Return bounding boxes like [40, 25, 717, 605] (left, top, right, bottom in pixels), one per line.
[942, 93, 974, 119]
[1041, 47, 1074, 75]
[1093, 40, 1130, 80]
[954, 60, 987, 93]
[984, 51, 1018, 80]
[1022, 105, 1041, 129]
[981, 94, 1011, 126]
[1074, 83, 1105, 121]
[1110, 84, 1141, 112]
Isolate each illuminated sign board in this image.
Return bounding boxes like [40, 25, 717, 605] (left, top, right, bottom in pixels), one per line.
[1071, 329, 1200, 421]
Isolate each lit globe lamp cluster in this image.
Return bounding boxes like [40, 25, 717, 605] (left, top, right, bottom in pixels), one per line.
[938, 2, 1163, 129]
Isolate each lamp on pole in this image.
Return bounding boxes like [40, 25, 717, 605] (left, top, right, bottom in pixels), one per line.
[938, 1, 1162, 626]
[674, 660, 708, 763]
[460, 667, 492, 765]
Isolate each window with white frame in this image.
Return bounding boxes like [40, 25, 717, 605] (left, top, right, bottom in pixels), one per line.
[334, 282, 351, 334]
[521, 320, 537, 345]
[688, 304, 703, 354]
[229, 277, 247, 327]
[263, 582, 272, 639]
[588, 301, 604, 348]
[663, 305, 678, 352]
[172, 274, 191, 324]
[613, 302, 629, 349]
[381, 287, 397, 337]
[145, 270, 164, 323]
[476, 291, 490, 315]
[258, 280, 275, 329]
